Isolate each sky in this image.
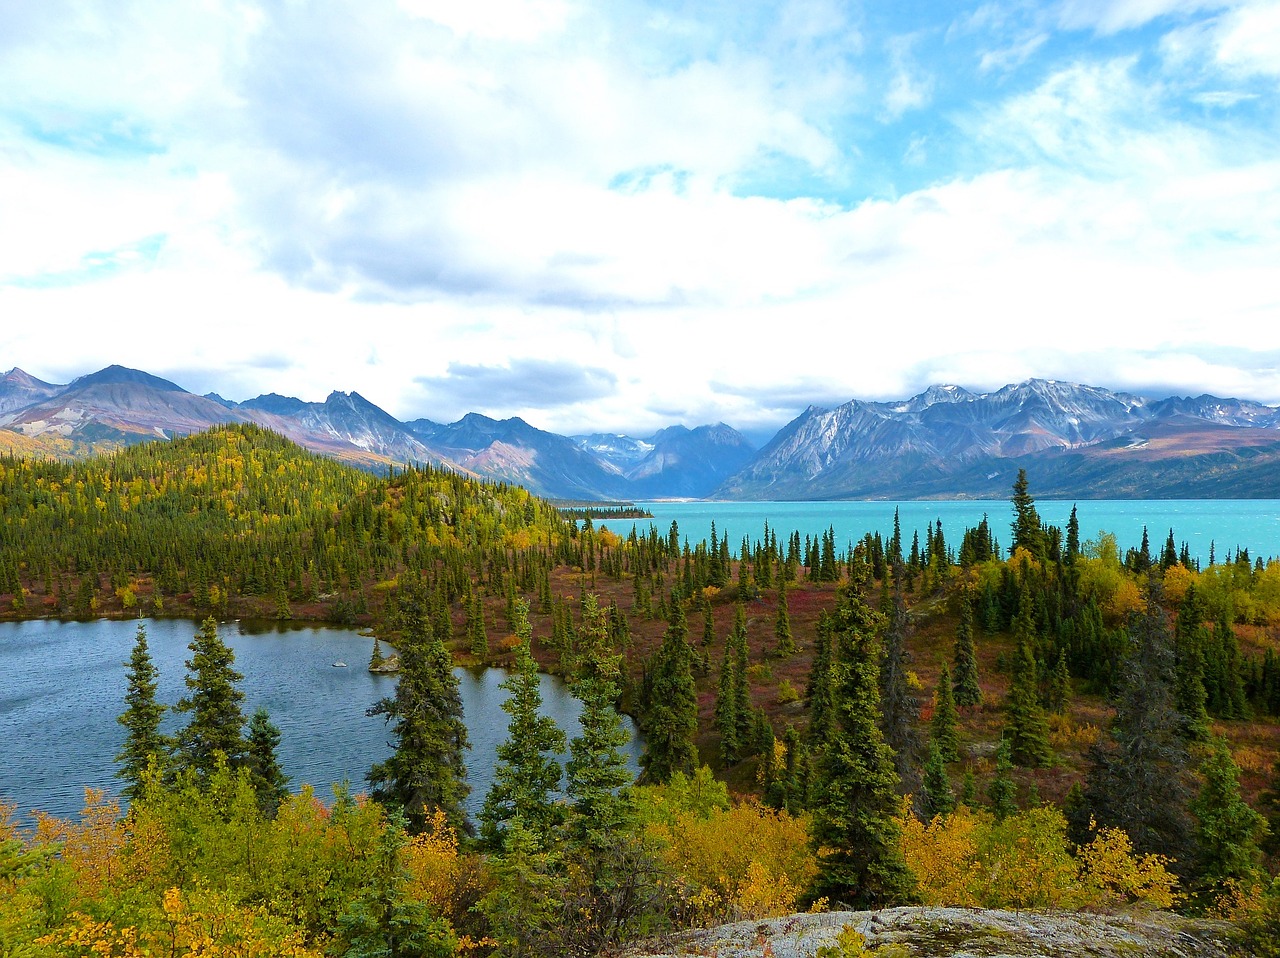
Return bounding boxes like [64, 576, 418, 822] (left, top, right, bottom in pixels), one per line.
[2, 0, 1279, 443]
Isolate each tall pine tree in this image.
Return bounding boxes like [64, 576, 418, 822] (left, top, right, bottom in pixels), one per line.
[479, 599, 567, 850]
[367, 592, 470, 834]
[808, 587, 916, 907]
[640, 600, 699, 783]
[173, 617, 247, 777]
[116, 622, 169, 801]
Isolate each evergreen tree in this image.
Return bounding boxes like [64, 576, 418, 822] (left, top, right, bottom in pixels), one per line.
[1191, 736, 1266, 896]
[245, 706, 289, 816]
[565, 602, 634, 841]
[173, 617, 247, 777]
[808, 587, 915, 907]
[988, 737, 1018, 820]
[879, 577, 920, 787]
[930, 664, 960, 763]
[1004, 588, 1053, 768]
[1047, 648, 1071, 716]
[639, 600, 699, 783]
[1175, 584, 1214, 721]
[468, 591, 489, 660]
[367, 593, 470, 834]
[479, 599, 567, 850]
[806, 611, 836, 747]
[952, 594, 982, 707]
[1076, 590, 1195, 866]
[1010, 468, 1045, 559]
[920, 739, 955, 821]
[1065, 504, 1081, 564]
[115, 622, 169, 802]
[774, 579, 796, 656]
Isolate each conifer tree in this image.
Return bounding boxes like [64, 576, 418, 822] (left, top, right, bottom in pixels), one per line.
[920, 739, 955, 821]
[1077, 591, 1195, 865]
[774, 579, 795, 656]
[1010, 468, 1045, 560]
[1004, 588, 1053, 768]
[952, 595, 982, 707]
[1047, 648, 1071, 716]
[174, 616, 248, 777]
[730, 602, 752, 750]
[245, 706, 289, 816]
[1191, 736, 1266, 896]
[640, 600, 698, 783]
[367, 593, 470, 834]
[988, 737, 1018, 820]
[116, 622, 169, 801]
[930, 664, 960, 763]
[1174, 585, 1211, 740]
[714, 640, 741, 766]
[806, 611, 836, 747]
[468, 591, 489, 660]
[479, 599, 567, 851]
[809, 587, 915, 907]
[880, 577, 920, 786]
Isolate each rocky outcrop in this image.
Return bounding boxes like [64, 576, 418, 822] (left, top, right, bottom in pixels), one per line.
[624, 907, 1248, 958]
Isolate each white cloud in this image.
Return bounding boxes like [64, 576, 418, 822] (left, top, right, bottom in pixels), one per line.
[2, 0, 1280, 438]
[1057, 0, 1230, 34]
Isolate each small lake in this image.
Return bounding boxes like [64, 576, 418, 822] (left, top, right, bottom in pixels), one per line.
[616, 499, 1280, 566]
[0, 618, 643, 824]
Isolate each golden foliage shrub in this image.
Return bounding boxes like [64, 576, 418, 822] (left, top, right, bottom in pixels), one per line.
[897, 803, 1179, 911]
[646, 798, 817, 925]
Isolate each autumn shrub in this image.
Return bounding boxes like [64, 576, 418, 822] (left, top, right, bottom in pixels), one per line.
[642, 792, 816, 925]
[897, 802, 1179, 911]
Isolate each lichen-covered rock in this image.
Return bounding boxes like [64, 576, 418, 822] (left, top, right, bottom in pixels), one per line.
[624, 907, 1249, 958]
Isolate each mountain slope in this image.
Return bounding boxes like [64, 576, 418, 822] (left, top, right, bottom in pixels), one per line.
[718, 379, 1280, 500]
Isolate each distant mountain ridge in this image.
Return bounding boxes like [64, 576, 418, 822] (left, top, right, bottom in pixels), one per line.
[0, 365, 751, 499]
[3, 366, 1280, 499]
[716, 378, 1280, 499]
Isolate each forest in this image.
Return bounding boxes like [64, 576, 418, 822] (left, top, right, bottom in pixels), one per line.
[5, 425, 1280, 956]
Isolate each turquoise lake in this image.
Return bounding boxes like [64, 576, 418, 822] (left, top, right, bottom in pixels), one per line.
[614, 499, 1280, 565]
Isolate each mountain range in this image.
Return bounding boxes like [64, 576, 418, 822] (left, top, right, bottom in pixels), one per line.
[4, 365, 1280, 500]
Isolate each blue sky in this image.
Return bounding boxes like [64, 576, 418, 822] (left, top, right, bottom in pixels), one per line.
[1, 0, 1278, 440]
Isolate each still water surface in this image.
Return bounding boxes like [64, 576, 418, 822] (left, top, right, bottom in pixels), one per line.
[0, 617, 642, 823]
[620, 499, 1280, 566]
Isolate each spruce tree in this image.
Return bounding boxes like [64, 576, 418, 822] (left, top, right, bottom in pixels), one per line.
[245, 706, 289, 816]
[479, 599, 567, 851]
[116, 622, 169, 801]
[806, 611, 836, 747]
[1191, 736, 1266, 896]
[880, 577, 920, 787]
[952, 594, 982, 707]
[808, 587, 915, 907]
[988, 737, 1018, 820]
[774, 579, 796, 656]
[174, 617, 247, 777]
[715, 640, 741, 766]
[920, 739, 955, 821]
[639, 600, 699, 783]
[930, 664, 960, 763]
[1174, 586, 1211, 741]
[1077, 590, 1195, 866]
[1004, 589, 1053, 768]
[468, 591, 489, 660]
[1047, 648, 1071, 716]
[367, 593, 470, 834]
